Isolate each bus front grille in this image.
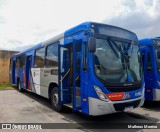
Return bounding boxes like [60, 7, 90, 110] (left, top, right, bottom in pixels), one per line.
[106, 85, 142, 92]
[113, 99, 141, 111]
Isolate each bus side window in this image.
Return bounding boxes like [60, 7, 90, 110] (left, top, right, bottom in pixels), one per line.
[45, 44, 58, 67]
[83, 42, 87, 71]
[147, 52, 152, 72]
[141, 52, 145, 68]
[16, 57, 21, 69]
[34, 47, 45, 68]
[21, 54, 26, 68]
[16, 55, 26, 69]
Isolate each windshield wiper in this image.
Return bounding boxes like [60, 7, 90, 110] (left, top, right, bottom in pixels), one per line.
[107, 40, 119, 58]
[108, 38, 130, 82]
[128, 41, 134, 58]
[109, 38, 125, 58]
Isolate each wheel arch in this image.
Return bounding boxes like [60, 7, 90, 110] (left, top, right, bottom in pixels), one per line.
[48, 82, 58, 99]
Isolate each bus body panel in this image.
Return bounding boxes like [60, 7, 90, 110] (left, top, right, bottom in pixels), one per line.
[88, 96, 144, 116]
[10, 22, 144, 115]
[139, 38, 160, 101]
[153, 88, 160, 101]
[15, 68, 25, 87]
[31, 68, 58, 98]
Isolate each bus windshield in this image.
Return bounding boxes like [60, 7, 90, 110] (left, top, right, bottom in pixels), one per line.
[94, 38, 142, 84]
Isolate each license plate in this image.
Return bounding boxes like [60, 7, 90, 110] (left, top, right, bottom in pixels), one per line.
[124, 106, 133, 111]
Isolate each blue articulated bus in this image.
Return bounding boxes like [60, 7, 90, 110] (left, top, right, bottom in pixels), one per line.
[10, 22, 144, 116]
[139, 37, 160, 101]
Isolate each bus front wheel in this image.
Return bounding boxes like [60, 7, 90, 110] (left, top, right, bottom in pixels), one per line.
[51, 87, 63, 112]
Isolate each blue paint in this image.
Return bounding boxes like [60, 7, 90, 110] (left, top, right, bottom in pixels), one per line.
[10, 22, 144, 115]
[139, 38, 160, 101]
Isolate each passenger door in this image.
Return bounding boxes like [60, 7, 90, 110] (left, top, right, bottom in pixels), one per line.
[72, 39, 82, 111]
[58, 43, 72, 104]
[26, 55, 32, 90]
[58, 40, 82, 111]
[144, 51, 154, 100]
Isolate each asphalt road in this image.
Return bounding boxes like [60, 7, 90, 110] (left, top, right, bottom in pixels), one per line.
[0, 88, 160, 132]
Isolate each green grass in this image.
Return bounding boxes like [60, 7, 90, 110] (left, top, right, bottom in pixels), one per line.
[0, 83, 14, 90]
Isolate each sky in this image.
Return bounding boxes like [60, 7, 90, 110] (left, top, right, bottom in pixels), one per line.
[0, 0, 160, 51]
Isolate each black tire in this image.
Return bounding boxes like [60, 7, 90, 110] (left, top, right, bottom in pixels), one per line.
[51, 87, 63, 112]
[17, 80, 24, 92]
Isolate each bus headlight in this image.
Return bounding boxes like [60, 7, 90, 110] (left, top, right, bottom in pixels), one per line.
[94, 85, 110, 102]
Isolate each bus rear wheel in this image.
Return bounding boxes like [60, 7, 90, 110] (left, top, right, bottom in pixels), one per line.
[51, 87, 63, 112]
[17, 80, 23, 92]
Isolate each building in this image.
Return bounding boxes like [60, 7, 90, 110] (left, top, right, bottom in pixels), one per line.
[0, 50, 18, 83]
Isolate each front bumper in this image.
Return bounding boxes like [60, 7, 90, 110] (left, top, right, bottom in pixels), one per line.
[153, 88, 160, 101]
[88, 96, 144, 116]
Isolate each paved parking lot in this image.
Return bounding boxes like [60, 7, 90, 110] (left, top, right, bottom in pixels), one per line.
[0, 88, 160, 131]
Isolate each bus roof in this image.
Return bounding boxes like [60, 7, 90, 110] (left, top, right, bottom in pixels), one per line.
[139, 38, 153, 46]
[139, 37, 160, 47]
[12, 22, 91, 57]
[12, 21, 137, 58]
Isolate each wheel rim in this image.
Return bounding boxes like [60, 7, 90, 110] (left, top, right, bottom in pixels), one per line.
[18, 82, 21, 90]
[53, 92, 58, 107]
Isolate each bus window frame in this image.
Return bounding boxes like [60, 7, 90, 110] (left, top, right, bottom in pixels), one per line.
[45, 42, 59, 68]
[146, 51, 152, 72]
[34, 47, 45, 68]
